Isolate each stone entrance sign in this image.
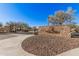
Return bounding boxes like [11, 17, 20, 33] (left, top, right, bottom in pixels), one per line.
[38, 26, 71, 38]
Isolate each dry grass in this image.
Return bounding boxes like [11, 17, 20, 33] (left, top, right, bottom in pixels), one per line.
[21, 34, 79, 56]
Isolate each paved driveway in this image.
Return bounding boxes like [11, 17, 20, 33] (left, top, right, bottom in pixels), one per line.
[0, 34, 34, 56]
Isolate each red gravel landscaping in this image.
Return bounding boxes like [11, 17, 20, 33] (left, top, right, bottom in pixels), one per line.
[21, 34, 79, 56]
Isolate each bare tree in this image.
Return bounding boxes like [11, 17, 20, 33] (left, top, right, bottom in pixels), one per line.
[6, 21, 17, 32]
[48, 7, 76, 26]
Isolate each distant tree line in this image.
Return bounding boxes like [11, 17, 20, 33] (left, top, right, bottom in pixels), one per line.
[0, 21, 31, 32]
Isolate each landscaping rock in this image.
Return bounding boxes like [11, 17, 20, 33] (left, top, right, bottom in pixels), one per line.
[21, 34, 79, 56]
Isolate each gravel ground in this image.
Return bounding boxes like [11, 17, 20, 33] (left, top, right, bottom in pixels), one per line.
[22, 34, 79, 56]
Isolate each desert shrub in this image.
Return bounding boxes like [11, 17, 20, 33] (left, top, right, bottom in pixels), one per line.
[75, 27, 79, 33]
[34, 31, 38, 35]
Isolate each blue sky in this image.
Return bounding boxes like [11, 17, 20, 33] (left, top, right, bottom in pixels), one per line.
[0, 3, 79, 26]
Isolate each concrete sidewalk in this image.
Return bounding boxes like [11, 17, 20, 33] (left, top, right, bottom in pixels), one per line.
[57, 48, 79, 56]
[0, 34, 34, 56]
